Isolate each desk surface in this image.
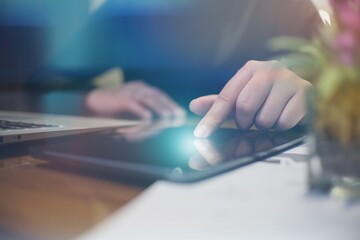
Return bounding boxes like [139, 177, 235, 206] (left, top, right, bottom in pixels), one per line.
[0, 91, 144, 239]
[0, 91, 238, 239]
[0, 154, 145, 239]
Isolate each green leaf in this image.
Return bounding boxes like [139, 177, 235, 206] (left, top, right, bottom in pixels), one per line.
[267, 36, 311, 52]
[317, 67, 344, 100]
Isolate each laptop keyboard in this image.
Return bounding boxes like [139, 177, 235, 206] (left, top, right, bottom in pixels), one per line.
[0, 120, 59, 131]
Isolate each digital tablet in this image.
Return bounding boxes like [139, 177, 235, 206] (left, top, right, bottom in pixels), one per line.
[30, 125, 305, 183]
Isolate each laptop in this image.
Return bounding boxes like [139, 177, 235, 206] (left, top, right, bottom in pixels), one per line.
[0, 111, 138, 144]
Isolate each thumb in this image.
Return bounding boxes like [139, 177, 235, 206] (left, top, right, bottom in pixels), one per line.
[189, 95, 218, 116]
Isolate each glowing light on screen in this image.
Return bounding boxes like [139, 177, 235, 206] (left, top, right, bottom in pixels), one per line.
[180, 134, 196, 156]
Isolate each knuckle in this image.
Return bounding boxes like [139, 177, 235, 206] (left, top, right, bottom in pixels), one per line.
[244, 60, 259, 69]
[206, 111, 222, 125]
[255, 71, 275, 84]
[261, 61, 284, 77]
[302, 80, 313, 89]
[268, 60, 283, 68]
[267, 64, 283, 74]
[218, 90, 234, 103]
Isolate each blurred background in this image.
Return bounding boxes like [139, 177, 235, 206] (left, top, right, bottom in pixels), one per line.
[0, 0, 330, 113]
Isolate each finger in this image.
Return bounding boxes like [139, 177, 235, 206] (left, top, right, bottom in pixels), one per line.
[132, 89, 171, 118]
[124, 101, 153, 121]
[235, 72, 273, 130]
[274, 92, 306, 130]
[141, 87, 185, 118]
[254, 79, 295, 130]
[194, 62, 256, 138]
[190, 95, 236, 120]
[142, 97, 171, 118]
[152, 90, 187, 118]
[189, 95, 218, 116]
[124, 80, 147, 92]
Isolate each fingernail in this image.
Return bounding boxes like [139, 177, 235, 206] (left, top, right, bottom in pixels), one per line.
[194, 124, 209, 138]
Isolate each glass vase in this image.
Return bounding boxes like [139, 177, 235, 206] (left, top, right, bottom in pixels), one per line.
[307, 84, 360, 202]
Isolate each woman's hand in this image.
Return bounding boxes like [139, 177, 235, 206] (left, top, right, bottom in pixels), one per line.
[86, 81, 186, 120]
[190, 60, 312, 138]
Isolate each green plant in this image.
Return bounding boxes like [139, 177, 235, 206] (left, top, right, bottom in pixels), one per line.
[269, 0, 360, 144]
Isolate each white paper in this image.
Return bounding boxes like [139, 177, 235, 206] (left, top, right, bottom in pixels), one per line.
[77, 145, 360, 240]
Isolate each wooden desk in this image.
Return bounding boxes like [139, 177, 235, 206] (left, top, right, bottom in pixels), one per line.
[0, 153, 145, 239]
[0, 91, 148, 239]
[0, 92, 237, 239]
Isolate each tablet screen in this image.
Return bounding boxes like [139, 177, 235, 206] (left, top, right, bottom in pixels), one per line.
[31, 125, 305, 182]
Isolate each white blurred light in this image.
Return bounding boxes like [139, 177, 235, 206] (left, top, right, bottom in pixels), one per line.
[89, 0, 107, 13]
[181, 134, 196, 156]
[193, 139, 223, 165]
[319, 9, 331, 25]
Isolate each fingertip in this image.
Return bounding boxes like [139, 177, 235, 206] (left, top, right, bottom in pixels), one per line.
[189, 99, 198, 114]
[194, 123, 210, 138]
[189, 98, 208, 116]
[190, 95, 219, 116]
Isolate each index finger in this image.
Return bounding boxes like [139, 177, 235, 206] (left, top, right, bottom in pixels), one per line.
[194, 63, 255, 138]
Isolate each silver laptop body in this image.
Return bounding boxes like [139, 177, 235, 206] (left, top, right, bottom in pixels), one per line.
[0, 111, 138, 144]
